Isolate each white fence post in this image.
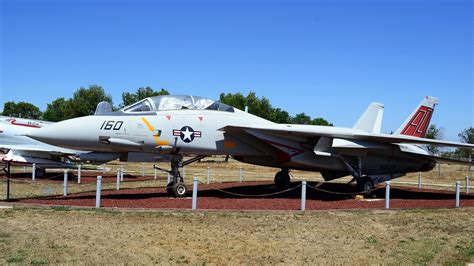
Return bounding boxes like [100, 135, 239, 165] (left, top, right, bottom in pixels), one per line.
[32, 163, 36, 181]
[301, 181, 307, 211]
[154, 167, 157, 180]
[77, 164, 81, 184]
[466, 176, 470, 194]
[96, 176, 102, 208]
[192, 176, 198, 210]
[167, 172, 170, 184]
[141, 163, 145, 177]
[455, 181, 460, 208]
[418, 172, 422, 189]
[116, 169, 120, 190]
[102, 164, 106, 174]
[385, 181, 390, 209]
[120, 165, 124, 182]
[63, 169, 68, 196]
[239, 167, 243, 182]
[207, 167, 211, 184]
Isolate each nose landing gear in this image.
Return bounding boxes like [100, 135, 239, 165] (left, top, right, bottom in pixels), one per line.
[165, 155, 187, 198]
[156, 155, 207, 198]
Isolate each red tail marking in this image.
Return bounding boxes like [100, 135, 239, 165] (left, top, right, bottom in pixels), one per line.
[165, 115, 171, 121]
[400, 106, 433, 137]
[198, 116, 203, 122]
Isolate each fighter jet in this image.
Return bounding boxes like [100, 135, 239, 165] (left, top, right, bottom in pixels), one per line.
[28, 95, 473, 197]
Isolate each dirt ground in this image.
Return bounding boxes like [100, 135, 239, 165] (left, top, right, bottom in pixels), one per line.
[0, 207, 472, 264]
[0, 159, 473, 264]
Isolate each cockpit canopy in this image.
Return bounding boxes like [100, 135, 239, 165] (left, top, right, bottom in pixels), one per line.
[122, 95, 235, 113]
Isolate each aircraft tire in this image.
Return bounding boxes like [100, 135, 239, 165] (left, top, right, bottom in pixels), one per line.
[173, 182, 188, 198]
[35, 167, 46, 178]
[357, 176, 374, 194]
[274, 170, 290, 189]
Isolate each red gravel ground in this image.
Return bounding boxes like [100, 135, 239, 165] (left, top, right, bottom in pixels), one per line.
[4, 176, 474, 210]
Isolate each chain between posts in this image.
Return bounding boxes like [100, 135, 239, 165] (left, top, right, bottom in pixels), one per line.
[195, 179, 302, 198]
[306, 183, 382, 196]
[5, 172, 67, 183]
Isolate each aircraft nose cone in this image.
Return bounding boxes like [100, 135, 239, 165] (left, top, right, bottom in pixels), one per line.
[27, 123, 66, 146]
[27, 117, 95, 150]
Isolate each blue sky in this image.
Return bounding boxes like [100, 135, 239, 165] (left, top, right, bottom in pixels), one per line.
[1, 0, 472, 141]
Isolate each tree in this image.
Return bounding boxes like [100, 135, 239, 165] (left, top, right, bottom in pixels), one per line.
[121, 87, 169, 107]
[68, 85, 113, 117]
[42, 85, 112, 122]
[246, 92, 273, 121]
[42, 97, 71, 122]
[2, 101, 42, 119]
[271, 108, 291, 123]
[292, 113, 312, 124]
[219, 91, 274, 120]
[458, 127, 474, 144]
[425, 124, 443, 154]
[311, 117, 333, 126]
[457, 127, 474, 158]
[219, 91, 333, 125]
[219, 92, 247, 110]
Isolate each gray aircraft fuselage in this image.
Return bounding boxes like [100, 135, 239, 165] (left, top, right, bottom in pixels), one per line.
[28, 107, 435, 181]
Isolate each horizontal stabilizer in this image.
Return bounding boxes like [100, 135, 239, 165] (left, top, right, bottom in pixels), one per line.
[353, 102, 384, 133]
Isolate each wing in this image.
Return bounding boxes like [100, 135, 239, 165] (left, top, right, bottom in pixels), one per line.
[0, 144, 81, 156]
[220, 124, 474, 149]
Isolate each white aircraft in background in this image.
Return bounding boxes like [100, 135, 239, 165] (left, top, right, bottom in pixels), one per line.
[28, 95, 473, 197]
[0, 116, 81, 176]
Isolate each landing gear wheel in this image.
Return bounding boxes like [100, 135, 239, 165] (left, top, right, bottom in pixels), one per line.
[35, 167, 46, 178]
[274, 170, 290, 189]
[166, 182, 174, 195]
[357, 176, 374, 195]
[173, 182, 187, 198]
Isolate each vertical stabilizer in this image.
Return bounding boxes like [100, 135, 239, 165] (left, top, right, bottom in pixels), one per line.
[395, 96, 438, 138]
[353, 102, 384, 133]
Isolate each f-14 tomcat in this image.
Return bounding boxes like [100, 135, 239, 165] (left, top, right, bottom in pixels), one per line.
[28, 95, 473, 197]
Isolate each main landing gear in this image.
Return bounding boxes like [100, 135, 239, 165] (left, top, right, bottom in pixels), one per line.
[356, 176, 374, 194]
[35, 167, 46, 178]
[274, 169, 290, 189]
[338, 155, 375, 194]
[156, 155, 207, 198]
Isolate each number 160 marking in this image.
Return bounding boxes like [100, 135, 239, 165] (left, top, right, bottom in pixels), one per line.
[100, 121, 123, 130]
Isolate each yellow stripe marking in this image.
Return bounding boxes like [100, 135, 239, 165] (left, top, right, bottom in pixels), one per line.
[141, 117, 170, 146]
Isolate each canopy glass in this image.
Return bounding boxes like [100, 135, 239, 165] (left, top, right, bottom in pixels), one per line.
[123, 95, 235, 113]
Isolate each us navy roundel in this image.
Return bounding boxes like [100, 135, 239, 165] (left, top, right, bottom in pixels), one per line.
[173, 126, 202, 143]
